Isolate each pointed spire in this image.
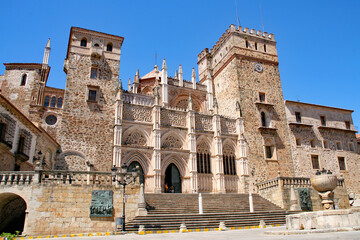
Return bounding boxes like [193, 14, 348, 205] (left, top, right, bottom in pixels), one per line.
[42, 38, 51, 65]
[192, 68, 196, 89]
[174, 70, 178, 80]
[162, 58, 167, 70]
[128, 78, 132, 91]
[179, 65, 183, 86]
[161, 59, 168, 85]
[134, 69, 140, 83]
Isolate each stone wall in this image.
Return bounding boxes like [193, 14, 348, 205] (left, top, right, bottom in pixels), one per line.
[285, 101, 360, 195]
[59, 53, 119, 171]
[23, 183, 140, 235]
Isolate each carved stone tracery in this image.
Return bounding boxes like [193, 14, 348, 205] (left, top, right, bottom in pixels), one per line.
[162, 135, 182, 149]
[123, 104, 152, 122]
[123, 131, 147, 146]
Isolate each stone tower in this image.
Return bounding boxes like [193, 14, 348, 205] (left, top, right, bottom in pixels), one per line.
[1, 39, 51, 119]
[197, 25, 294, 181]
[59, 27, 124, 171]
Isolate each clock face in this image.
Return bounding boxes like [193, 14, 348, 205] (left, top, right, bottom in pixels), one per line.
[254, 63, 263, 73]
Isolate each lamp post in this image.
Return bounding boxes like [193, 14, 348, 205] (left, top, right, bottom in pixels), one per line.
[111, 163, 139, 232]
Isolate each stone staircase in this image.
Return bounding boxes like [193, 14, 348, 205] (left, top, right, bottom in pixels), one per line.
[126, 193, 292, 231]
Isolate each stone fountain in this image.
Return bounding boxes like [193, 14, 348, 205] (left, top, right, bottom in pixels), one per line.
[310, 168, 337, 210]
[286, 169, 360, 231]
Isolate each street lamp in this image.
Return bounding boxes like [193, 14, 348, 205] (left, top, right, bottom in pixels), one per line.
[111, 163, 139, 232]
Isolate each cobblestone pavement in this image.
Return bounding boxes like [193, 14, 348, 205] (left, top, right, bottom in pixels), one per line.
[34, 227, 360, 240]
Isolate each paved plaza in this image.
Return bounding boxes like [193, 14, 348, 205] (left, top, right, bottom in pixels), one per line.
[34, 227, 360, 240]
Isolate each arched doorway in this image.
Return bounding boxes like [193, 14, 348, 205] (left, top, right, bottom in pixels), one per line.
[0, 193, 27, 234]
[164, 163, 181, 193]
[127, 161, 144, 185]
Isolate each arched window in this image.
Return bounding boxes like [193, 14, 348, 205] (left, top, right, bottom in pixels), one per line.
[20, 74, 27, 86]
[106, 43, 113, 52]
[50, 96, 56, 107]
[261, 112, 267, 127]
[80, 38, 87, 47]
[223, 144, 236, 175]
[57, 97, 63, 108]
[197, 142, 211, 174]
[44, 96, 50, 107]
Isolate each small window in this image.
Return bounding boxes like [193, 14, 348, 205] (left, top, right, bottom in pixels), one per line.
[310, 139, 315, 148]
[50, 96, 56, 108]
[311, 155, 320, 169]
[323, 140, 328, 149]
[255, 42, 258, 50]
[80, 38, 87, 47]
[246, 41, 249, 48]
[349, 143, 354, 151]
[264, 44, 267, 52]
[259, 92, 265, 102]
[57, 97, 63, 108]
[17, 135, 25, 154]
[320, 116, 326, 126]
[88, 90, 97, 101]
[90, 68, 98, 79]
[0, 123, 6, 142]
[94, 43, 100, 47]
[21, 74, 27, 86]
[107, 43, 113, 52]
[336, 142, 342, 150]
[265, 146, 272, 159]
[338, 157, 346, 170]
[345, 121, 350, 130]
[295, 112, 301, 123]
[296, 138, 301, 146]
[44, 96, 50, 107]
[261, 112, 267, 127]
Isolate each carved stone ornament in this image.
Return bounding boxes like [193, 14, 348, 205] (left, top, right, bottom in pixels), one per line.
[162, 135, 182, 149]
[90, 190, 113, 217]
[124, 131, 147, 146]
[297, 188, 312, 211]
[123, 104, 152, 122]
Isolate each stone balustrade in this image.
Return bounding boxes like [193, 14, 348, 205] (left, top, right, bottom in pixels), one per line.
[122, 92, 154, 106]
[0, 171, 34, 185]
[0, 170, 115, 186]
[257, 176, 344, 191]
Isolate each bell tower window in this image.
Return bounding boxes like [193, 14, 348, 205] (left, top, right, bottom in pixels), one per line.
[44, 96, 50, 107]
[80, 38, 87, 47]
[106, 43, 113, 52]
[20, 74, 27, 86]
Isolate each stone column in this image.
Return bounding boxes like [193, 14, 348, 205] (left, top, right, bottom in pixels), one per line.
[212, 104, 225, 193]
[236, 117, 249, 193]
[205, 71, 213, 112]
[187, 95, 197, 193]
[152, 91, 162, 193]
[113, 88, 123, 167]
[161, 59, 168, 106]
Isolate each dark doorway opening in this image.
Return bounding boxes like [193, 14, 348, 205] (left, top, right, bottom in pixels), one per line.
[164, 163, 181, 193]
[0, 193, 26, 234]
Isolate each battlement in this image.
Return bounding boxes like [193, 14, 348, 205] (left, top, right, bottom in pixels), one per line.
[198, 24, 275, 60]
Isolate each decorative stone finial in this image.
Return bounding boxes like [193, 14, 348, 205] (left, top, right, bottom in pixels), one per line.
[128, 78, 132, 91]
[162, 58, 167, 70]
[134, 69, 140, 83]
[188, 94, 193, 110]
[213, 97, 218, 114]
[179, 65, 183, 86]
[42, 38, 51, 65]
[192, 68, 196, 89]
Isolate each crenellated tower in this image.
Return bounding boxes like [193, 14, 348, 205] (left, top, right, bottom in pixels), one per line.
[197, 24, 294, 181]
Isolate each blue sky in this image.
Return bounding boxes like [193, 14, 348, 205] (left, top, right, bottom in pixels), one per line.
[1, 0, 359, 127]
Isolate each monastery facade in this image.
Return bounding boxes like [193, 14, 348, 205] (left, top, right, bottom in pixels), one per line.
[1, 25, 359, 197]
